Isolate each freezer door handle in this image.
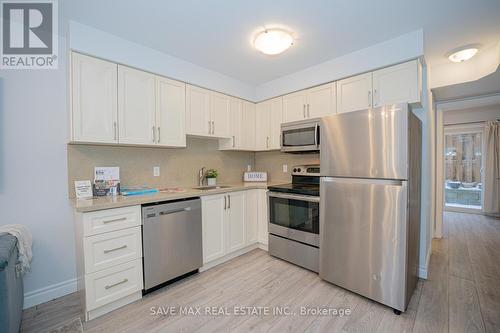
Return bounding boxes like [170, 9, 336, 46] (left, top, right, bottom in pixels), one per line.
[321, 177, 405, 186]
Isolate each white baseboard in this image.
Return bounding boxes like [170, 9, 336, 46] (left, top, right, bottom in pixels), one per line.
[24, 278, 77, 309]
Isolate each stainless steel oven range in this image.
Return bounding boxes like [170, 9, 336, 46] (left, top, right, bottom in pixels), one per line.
[267, 164, 320, 272]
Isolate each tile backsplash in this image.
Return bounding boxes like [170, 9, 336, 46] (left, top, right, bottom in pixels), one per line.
[67, 137, 255, 198]
[254, 151, 320, 183]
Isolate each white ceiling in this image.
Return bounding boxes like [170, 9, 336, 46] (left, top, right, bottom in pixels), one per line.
[61, 0, 500, 85]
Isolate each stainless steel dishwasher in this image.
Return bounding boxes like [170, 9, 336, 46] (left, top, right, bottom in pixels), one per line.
[142, 198, 202, 292]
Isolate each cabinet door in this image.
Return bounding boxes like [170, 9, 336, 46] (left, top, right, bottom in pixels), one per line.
[156, 76, 186, 147]
[226, 192, 246, 252]
[337, 72, 372, 114]
[257, 189, 269, 245]
[71, 53, 118, 143]
[255, 101, 271, 150]
[219, 98, 243, 150]
[372, 60, 420, 107]
[211, 92, 231, 138]
[245, 190, 259, 244]
[269, 97, 283, 150]
[283, 91, 307, 122]
[307, 82, 336, 118]
[242, 101, 256, 150]
[202, 195, 225, 263]
[186, 85, 211, 136]
[118, 66, 156, 144]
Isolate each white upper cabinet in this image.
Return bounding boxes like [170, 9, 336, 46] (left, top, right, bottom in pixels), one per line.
[337, 60, 422, 114]
[241, 101, 256, 149]
[219, 97, 243, 150]
[372, 60, 421, 107]
[283, 91, 307, 123]
[118, 65, 156, 145]
[186, 85, 231, 138]
[186, 85, 211, 136]
[210, 92, 230, 138]
[255, 97, 283, 151]
[337, 72, 373, 114]
[268, 97, 284, 150]
[307, 83, 336, 118]
[155, 77, 186, 147]
[71, 53, 118, 143]
[283, 83, 335, 122]
[255, 101, 271, 150]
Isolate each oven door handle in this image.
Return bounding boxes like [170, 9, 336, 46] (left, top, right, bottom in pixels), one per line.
[268, 192, 320, 203]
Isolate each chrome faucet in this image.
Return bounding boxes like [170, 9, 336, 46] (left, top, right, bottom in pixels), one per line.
[198, 167, 206, 186]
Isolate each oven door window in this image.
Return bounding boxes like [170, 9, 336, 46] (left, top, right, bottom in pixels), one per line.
[282, 127, 316, 147]
[269, 196, 319, 234]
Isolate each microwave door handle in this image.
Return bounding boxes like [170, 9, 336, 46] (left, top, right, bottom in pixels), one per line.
[314, 124, 319, 148]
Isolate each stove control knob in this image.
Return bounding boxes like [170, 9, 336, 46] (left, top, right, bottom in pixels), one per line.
[293, 168, 297, 172]
[297, 168, 302, 172]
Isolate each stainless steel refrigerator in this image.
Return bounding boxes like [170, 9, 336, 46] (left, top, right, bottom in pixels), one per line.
[319, 103, 421, 313]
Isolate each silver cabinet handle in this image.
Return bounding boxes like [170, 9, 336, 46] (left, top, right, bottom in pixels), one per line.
[224, 195, 227, 210]
[208, 121, 211, 134]
[105, 278, 128, 290]
[303, 104, 306, 118]
[373, 89, 378, 106]
[368, 91, 372, 107]
[157, 126, 161, 143]
[212, 121, 215, 135]
[102, 217, 127, 224]
[103, 245, 127, 254]
[233, 135, 235, 147]
[266, 136, 269, 149]
[152, 126, 156, 142]
[307, 104, 310, 118]
[228, 195, 231, 209]
[113, 122, 117, 141]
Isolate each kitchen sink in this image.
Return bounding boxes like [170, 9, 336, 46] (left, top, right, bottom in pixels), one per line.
[192, 185, 233, 191]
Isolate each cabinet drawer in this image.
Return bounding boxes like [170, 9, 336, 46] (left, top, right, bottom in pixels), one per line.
[83, 206, 141, 236]
[85, 259, 143, 311]
[84, 227, 142, 273]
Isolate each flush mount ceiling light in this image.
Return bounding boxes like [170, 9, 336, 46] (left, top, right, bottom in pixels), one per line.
[253, 29, 294, 55]
[448, 46, 478, 63]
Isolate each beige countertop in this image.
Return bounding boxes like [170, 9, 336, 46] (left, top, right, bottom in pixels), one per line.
[71, 181, 287, 213]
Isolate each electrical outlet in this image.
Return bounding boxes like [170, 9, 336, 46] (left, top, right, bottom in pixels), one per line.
[153, 166, 160, 177]
[247, 165, 252, 172]
[282, 164, 288, 173]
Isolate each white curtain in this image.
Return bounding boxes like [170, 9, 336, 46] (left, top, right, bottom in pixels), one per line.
[483, 120, 500, 214]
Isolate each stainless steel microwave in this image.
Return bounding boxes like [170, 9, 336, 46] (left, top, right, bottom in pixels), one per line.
[281, 118, 320, 153]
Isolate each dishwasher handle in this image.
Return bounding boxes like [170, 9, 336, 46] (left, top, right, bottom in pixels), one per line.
[159, 207, 192, 215]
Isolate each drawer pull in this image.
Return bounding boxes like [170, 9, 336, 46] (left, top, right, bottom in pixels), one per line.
[102, 217, 127, 224]
[103, 245, 127, 254]
[105, 278, 128, 290]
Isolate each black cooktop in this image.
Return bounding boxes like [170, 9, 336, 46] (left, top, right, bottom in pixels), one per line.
[268, 183, 320, 197]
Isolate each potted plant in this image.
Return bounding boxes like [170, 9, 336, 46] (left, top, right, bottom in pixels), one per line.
[205, 169, 218, 186]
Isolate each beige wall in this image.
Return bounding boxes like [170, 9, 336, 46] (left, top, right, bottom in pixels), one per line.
[254, 151, 319, 183]
[67, 137, 255, 198]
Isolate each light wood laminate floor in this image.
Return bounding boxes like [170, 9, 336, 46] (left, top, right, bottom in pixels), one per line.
[21, 212, 500, 333]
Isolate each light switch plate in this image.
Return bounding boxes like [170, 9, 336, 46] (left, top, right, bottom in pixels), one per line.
[282, 164, 288, 173]
[153, 166, 160, 177]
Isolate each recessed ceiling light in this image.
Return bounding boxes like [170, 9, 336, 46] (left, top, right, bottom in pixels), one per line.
[448, 47, 478, 63]
[253, 29, 294, 55]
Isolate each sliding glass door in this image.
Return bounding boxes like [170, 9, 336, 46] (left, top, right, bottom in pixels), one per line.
[444, 124, 484, 212]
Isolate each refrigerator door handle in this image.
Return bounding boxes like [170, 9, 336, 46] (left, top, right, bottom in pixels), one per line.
[322, 177, 406, 187]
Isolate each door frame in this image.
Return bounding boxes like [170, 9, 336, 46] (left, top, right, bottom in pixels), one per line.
[434, 94, 500, 238]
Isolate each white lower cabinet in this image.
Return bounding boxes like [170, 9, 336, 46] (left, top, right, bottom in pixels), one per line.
[202, 189, 268, 266]
[74, 205, 143, 321]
